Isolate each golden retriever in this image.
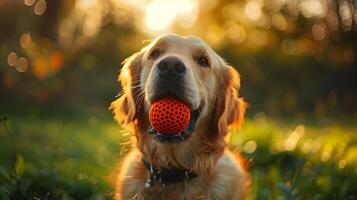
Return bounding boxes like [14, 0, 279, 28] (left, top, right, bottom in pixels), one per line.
[110, 33, 249, 200]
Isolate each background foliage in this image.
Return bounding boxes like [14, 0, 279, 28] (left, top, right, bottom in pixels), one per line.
[0, 0, 356, 199]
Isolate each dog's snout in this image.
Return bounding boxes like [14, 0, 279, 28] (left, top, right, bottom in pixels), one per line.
[157, 57, 186, 79]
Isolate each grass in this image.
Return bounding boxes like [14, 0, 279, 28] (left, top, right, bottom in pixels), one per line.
[0, 111, 356, 199]
[0, 112, 124, 199]
[233, 116, 357, 200]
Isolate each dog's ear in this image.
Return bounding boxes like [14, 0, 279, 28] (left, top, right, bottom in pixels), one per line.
[212, 66, 247, 136]
[110, 52, 144, 125]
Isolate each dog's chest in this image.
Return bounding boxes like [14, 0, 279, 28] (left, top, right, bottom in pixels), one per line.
[140, 181, 210, 200]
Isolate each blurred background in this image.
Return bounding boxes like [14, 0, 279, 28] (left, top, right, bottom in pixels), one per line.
[0, 0, 356, 199]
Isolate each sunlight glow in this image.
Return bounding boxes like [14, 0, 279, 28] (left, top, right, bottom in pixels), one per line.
[76, 0, 98, 10]
[144, 0, 198, 33]
[74, 0, 102, 37]
[300, 0, 326, 18]
[145, 0, 176, 31]
[245, 1, 262, 21]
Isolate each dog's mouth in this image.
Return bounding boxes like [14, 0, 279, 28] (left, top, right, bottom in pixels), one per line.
[148, 93, 201, 143]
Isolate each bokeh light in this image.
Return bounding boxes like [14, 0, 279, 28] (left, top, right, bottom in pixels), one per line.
[300, 0, 327, 18]
[0, 0, 356, 199]
[312, 23, 326, 40]
[321, 150, 331, 162]
[339, 0, 353, 30]
[24, 0, 36, 6]
[34, 0, 47, 15]
[7, 52, 17, 67]
[20, 32, 32, 48]
[338, 159, 347, 169]
[243, 140, 257, 154]
[225, 23, 246, 44]
[244, 1, 262, 21]
[271, 12, 287, 31]
[16, 57, 29, 72]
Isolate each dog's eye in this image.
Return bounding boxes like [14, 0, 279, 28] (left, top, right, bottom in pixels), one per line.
[197, 56, 209, 67]
[149, 50, 160, 59]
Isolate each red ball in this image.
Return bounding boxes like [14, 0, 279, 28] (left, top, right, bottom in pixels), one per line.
[149, 98, 191, 135]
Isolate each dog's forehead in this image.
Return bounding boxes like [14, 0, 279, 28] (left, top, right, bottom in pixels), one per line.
[151, 34, 209, 50]
[185, 36, 208, 48]
[148, 34, 225, 69]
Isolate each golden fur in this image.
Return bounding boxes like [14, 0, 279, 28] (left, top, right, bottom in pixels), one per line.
[110, 34, 249, 200]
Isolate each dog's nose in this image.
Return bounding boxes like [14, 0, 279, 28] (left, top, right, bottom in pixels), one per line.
[157, 57, 186, 79]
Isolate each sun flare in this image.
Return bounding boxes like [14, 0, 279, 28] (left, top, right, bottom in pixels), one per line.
[143, 0, 198, 34]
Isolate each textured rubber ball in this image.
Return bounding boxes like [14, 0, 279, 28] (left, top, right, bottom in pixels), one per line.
[149, 98, 191, 134]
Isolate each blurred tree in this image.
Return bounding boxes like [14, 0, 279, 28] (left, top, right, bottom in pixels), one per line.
[0, 0, 356, 118]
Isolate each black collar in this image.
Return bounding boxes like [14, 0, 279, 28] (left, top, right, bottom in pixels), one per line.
[142, 159, 198, 190]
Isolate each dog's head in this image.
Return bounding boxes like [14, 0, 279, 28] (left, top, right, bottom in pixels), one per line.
[111, 34, 246, 146]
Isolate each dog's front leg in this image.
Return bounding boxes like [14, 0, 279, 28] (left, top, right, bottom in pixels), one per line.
[115, 150, 148, 200]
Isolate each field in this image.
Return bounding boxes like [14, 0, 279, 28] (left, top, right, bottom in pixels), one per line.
[1, 0, 356, 199]
[0, 110, 356, 200]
